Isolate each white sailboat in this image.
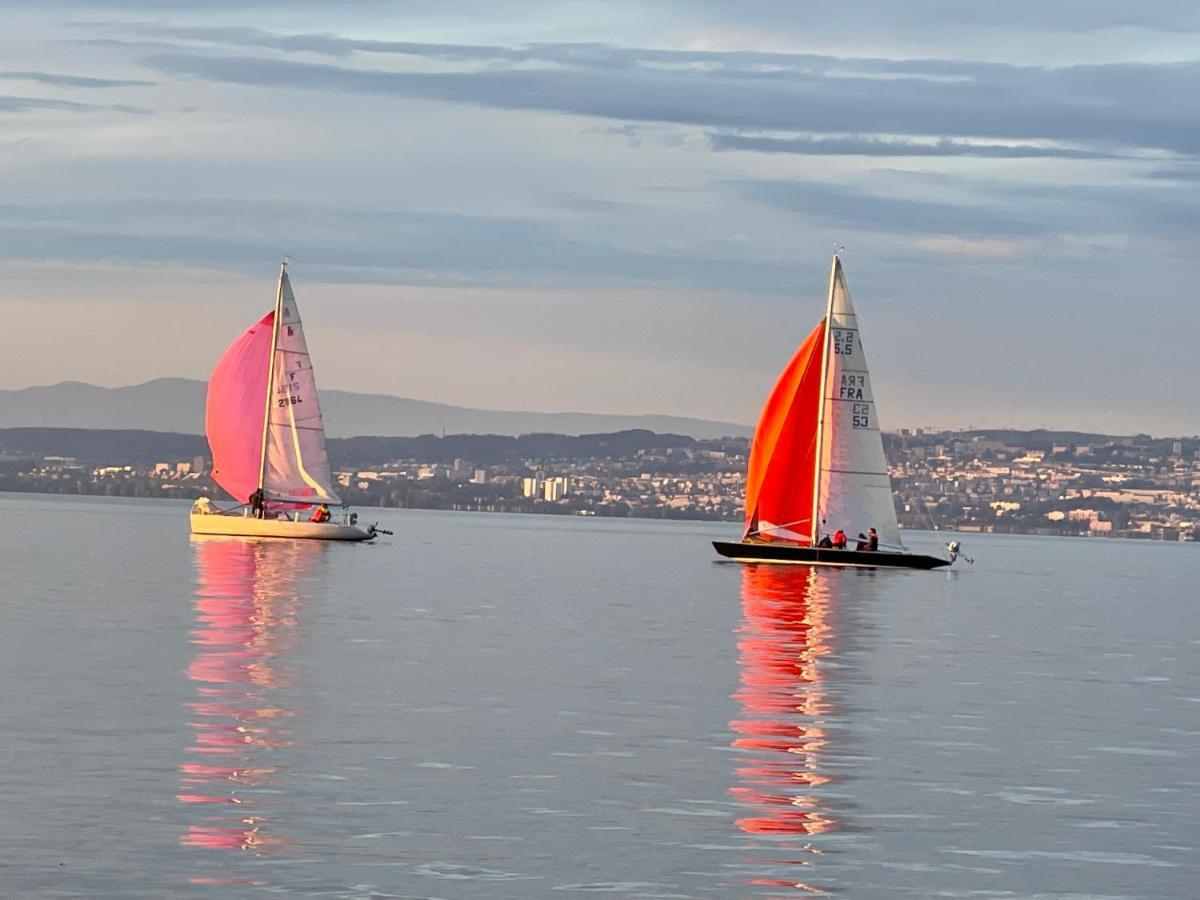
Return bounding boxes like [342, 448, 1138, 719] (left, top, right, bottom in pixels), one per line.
[190, 262, 377, 541]
[714, 253, 947, 569]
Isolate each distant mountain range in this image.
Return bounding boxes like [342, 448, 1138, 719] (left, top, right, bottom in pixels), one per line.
[0, 378, 751, 440]
[0, 427, 728, 468]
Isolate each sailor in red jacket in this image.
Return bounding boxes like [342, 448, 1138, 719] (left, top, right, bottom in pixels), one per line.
[832, 528, 847, 549]
[310, 503, 331, 523]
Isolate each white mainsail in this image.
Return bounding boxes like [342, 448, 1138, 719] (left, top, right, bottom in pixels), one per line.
[261, 269, 340, 504]
[813, 258, 902, 548]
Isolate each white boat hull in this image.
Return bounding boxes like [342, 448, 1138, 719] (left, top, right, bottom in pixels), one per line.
[189, 512, 374, 541]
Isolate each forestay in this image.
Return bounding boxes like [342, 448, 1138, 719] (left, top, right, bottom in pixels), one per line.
[813, 258, 902, 548]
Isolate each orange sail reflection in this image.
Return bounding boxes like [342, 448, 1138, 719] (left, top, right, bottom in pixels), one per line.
[731, 564, 837, 892]
[179, 536, 322, 853]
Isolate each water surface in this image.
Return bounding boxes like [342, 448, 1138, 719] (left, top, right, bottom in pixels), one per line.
[0, 494, 1195, 897]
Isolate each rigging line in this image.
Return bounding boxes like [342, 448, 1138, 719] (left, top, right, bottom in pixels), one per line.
[267, 422, 326, 432]
[268, 411, 323, 420]
[256, 264, 286, 493]
[811, 257, 838, 548]
[753, 517, 812, 531]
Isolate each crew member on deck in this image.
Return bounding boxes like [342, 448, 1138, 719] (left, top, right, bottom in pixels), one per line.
[249, 488, 265, 518]
[832, 529, 847, 549]
[868, 527, 878, 551]
[855, 532, 870, 550]
[310, 503, 331, 523]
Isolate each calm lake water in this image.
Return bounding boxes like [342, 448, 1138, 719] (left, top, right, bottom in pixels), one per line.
[0, 493, 1196, 898]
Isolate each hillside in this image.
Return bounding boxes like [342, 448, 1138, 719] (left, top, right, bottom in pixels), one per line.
[0, 427, 741, 468]
[0, 379, 750, 440]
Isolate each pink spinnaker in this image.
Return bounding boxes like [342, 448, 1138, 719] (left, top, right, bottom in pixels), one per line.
[205, 312, 274, 503]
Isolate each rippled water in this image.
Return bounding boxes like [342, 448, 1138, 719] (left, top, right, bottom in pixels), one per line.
[0, 493, 1196, 897]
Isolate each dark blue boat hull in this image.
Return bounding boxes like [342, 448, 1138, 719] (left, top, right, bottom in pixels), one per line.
[712, 540, 949, 569]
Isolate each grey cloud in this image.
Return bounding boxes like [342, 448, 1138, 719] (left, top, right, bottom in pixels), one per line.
[1033, 181, 1200, 233]
[138, 48, 1200, 156]
[87, 23, 534, 62]
[0, 93, 148, 114]
[118, 25, 940, 74]
[0, 198, 799, 292]
[1143, 166, 1200, 182]
[672, 0, 1200, 34]
[88, 23, 1180, 82]
[35, 0, 1200, 30]
[732, 180, 1051, 238]
[733, 175, 1200, 240]
[549, 193, 639, 215]
[709, 133, 1125, 160]
[15, 0, 418, 7]
[0, 70, 155, 88]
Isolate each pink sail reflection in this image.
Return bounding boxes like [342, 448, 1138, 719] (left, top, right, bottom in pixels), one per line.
[179, 536, 321, 853]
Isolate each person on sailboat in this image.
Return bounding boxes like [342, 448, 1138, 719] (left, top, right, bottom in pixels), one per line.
[868, 528, 878, 551]
[249, 488, 265, 518]
[832, 529, 847, 549]
[855, 532, 870, 550]
[310, 503, 331, 523]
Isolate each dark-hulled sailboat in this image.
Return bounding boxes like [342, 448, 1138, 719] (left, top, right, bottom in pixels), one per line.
[714, 254, 949, 570]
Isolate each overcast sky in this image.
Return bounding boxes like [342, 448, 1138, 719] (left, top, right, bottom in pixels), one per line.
[1, 1, 1197, 434]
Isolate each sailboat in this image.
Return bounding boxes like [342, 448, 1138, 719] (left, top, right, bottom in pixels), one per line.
[713, 254, 948, 569]
[190, 262, 377, 541]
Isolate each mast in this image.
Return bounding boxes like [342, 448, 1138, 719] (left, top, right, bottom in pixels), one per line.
[255, 260, 287, 498]
[809, 253, 839, 547]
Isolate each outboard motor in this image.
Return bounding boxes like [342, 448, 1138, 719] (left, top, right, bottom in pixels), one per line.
[945, 541, 974, 565]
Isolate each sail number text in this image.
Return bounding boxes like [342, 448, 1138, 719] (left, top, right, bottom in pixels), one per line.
[838, 373, 866, 400]
[838, 366, 870, 427]
[832, 329, 856, 356]
[276, 382, 304, 408]
[839, 375, 871, 428]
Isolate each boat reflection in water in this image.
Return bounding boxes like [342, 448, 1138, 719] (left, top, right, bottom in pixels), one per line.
[179, 536, 321, 855]
[730, 564, 838, 894]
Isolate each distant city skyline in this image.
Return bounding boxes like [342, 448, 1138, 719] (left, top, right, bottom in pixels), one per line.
[1, 2, 1198, 435]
